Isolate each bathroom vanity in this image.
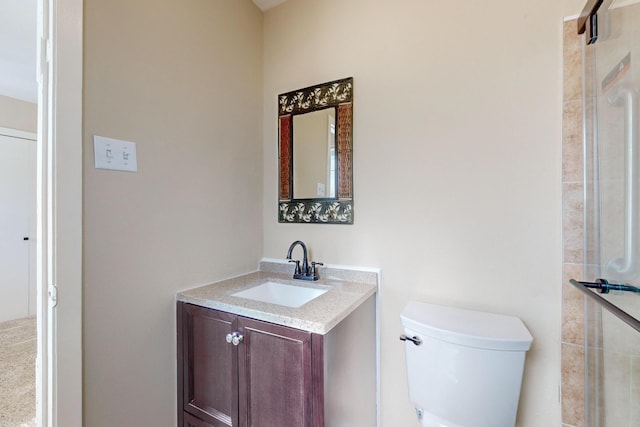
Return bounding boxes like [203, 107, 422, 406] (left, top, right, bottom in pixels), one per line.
[176, 261, 378, 427]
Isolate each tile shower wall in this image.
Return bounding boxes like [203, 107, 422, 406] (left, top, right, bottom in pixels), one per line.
[562, 19, 586, 427]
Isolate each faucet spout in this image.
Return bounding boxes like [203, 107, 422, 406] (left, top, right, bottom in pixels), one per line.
[286, 240, 323, 281]
[286, 240, 309, 276]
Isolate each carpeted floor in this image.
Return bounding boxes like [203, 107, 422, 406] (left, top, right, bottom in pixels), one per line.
[0, 317, 36, 427]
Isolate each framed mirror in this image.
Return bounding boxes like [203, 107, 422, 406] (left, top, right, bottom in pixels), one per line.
[278, 77, 353, 224]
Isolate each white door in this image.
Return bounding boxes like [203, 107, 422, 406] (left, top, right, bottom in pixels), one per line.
[0, 130, 36, 323]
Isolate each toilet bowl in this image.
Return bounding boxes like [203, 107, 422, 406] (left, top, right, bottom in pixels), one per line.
[400, 301, 533, 427]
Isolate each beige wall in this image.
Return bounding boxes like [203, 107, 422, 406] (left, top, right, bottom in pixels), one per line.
[78, 0, 593, 424]
[0, 95, 36, 133]
[564, 0, 588, 18]
[263, 0, 578, 425]
[82, 0, 263, 425]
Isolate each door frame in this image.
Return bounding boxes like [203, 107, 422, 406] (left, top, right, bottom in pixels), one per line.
[37, 0, 83, 425]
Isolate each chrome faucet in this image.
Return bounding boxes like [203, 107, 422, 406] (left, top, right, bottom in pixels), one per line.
[286, 240, 323, 281]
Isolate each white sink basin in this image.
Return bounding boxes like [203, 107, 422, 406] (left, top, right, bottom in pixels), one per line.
[231, 281, 327, 308]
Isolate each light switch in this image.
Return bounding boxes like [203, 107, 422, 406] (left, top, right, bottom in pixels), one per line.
[93, 135, 138, 172]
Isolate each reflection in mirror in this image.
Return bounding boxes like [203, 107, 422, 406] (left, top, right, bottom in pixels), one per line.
[293, 108, 336, 199]
[278, 77, 353, 224]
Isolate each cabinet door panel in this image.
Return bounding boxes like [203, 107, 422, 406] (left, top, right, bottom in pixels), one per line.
[183, 304, 239, 427]
[238, 317, 313, 427]
[184, 412, 215, 427]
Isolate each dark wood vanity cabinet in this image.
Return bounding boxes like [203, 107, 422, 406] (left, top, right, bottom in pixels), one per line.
[178, 304, 239, 426]
[184, 411, 216, 427]
[177, 302, 324, 427]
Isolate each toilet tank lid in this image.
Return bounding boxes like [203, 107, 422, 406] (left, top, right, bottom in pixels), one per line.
[401, 301, 533, 351]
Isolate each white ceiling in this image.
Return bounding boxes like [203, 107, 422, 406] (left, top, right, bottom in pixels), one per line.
[0, 1, 285, 104]
[0, 0, 37, 103]
[253, 0, 288, 11]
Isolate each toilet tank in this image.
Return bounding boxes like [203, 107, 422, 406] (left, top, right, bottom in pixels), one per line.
[400, 301, 533, 427]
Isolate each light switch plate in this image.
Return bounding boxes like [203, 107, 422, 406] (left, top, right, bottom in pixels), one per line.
[93, 135, 138, 172]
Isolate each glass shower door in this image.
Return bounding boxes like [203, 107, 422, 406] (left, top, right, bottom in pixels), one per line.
[584, 1, 640, 425]
[595, 1, 640, 286]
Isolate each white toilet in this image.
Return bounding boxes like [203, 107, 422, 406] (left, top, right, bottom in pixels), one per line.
[400, 301, 533, 427]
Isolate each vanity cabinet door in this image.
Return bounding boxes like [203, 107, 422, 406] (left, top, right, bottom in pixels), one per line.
[237, 317, 314, 427]
[178, 303, 323, 427]
[184, 412, 215, 427]
[181, 303, 239, 427]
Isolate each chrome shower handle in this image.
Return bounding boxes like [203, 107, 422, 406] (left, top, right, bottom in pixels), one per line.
[607, 88, 640, 280]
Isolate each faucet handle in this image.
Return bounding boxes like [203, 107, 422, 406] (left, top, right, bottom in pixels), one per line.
[288, 259, 301, 275]
[311, 262, 324, 280]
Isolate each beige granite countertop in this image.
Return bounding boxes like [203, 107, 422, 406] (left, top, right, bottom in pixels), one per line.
[177, 260, 378, 335]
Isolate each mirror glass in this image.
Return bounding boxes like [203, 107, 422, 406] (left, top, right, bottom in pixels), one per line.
[278, 77, 353, 224]
[293, 108, 336, 199]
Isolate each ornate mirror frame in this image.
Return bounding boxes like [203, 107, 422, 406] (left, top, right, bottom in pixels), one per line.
[278, 77, 353, 224]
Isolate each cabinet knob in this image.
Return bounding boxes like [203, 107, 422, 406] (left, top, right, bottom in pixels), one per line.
[231, 333, 244, 346]
[226, 332, 244, 346]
